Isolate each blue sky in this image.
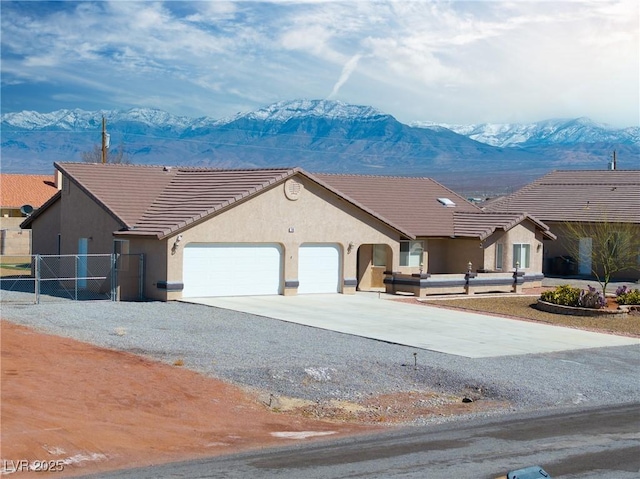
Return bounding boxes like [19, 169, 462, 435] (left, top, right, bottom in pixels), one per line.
[1, 0, 638, 127]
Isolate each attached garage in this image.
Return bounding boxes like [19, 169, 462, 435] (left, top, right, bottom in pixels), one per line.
[182, 243, 282, 297]
[298, 243, 341, 294]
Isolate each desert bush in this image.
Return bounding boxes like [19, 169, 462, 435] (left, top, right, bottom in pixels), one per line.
[540, 285, 581, 306]
[616, 287, 640, 305]
[577, 285, 606, 309]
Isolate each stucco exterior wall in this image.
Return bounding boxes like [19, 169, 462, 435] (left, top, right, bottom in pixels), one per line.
[422, 238, 484, 274]
[499, 222, 544, 272]
[159, 174, 402, 298]
[543, 221, 640, 280]
[127, 237, 169, 301]
[30, 199, 61, 255]
[59, 180, 122, 255]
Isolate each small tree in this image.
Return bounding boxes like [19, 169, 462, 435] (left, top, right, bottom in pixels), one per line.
[563, 219, 640, 297]
[81, 143, 131, 164]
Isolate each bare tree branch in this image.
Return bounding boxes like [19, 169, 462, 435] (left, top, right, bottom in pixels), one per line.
[81, 144, 131, 164]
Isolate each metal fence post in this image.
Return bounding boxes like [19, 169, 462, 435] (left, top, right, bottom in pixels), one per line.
[138, 254, 145, 301]
[74, 255, 78, 301]
[35, 254, 40, 304]
[111, 253, 117, 301]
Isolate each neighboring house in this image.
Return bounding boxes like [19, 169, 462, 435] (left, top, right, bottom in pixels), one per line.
[0, 173, 58, 255]
[485, 170, 640, 281]
[22, 162, 554, 301]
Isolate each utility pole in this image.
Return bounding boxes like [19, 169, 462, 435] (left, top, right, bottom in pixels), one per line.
[101, 116, 107, 164]
[611, 150, 617, 170]
[100, 116, 111, 164]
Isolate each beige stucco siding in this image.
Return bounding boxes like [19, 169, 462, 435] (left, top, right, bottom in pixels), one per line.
[127, 237, 169, 301]
[59, 180, 122, 255]
[499, 222, 544, 272]
[30, 199, 61, 255]
[160, 174, 402, 299]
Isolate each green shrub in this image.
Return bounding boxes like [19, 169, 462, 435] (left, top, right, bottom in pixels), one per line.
[616, 288, 640, 305]
[540, 285, 582, 307]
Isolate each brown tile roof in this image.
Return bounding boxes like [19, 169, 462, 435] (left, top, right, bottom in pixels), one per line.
[48, 163, 414, 239]
[485, 170, 640, 223]
[55, 163, 178, 228]
[0, 174, 57, 208]
[130, 168, 300, 236]
[453, 212, 556, 240]
[314, 174, 481, 237]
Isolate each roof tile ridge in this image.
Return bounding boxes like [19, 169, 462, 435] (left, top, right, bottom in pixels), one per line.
[176, 166, 298, 173]
[314, 172, 436, 180]
[55, 161, 168, 170]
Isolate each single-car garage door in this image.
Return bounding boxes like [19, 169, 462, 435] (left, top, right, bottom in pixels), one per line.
[298, 243, 341, 294]
[183, 243, 282, 297]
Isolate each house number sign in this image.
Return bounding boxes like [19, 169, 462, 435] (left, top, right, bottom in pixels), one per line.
[284, 179, 303, 201]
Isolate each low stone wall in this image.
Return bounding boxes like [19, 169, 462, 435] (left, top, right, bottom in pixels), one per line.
[535, 300, 628, 317]
[383, 271, 539, 297]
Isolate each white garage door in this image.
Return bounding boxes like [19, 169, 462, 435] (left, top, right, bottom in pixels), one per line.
[183, 243, 282, 297]
[298, 243, 341, 294]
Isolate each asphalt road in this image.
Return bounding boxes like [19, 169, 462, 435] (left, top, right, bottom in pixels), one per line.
[79, 403, 640, 479]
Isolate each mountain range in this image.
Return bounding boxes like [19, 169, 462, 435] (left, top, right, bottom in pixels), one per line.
[2, 99, 638, 195]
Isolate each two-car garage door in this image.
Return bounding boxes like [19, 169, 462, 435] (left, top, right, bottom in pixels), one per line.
[182, 243, 341, 297]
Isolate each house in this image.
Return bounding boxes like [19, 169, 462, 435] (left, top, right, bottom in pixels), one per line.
[484, 170, 640, 281]
[0, 173, 58, 255]
[22, 162, 554, 301]
[316, 174, 555, 294]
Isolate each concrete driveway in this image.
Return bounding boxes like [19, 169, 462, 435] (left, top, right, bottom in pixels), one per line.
[182, 293, 638, 358]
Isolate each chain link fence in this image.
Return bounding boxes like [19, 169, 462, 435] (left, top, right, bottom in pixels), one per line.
[0, 254, 144, 304]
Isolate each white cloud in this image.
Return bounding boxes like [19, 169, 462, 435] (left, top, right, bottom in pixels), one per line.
[1, 0, 637, 127]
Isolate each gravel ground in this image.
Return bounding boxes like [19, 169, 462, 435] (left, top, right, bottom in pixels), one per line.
[2, 298, 639, 426]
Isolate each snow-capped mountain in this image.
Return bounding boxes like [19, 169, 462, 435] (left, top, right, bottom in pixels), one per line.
[1, 107, 204, 132]
[2, 100, 638, 194]
[215, 99, 388, 125]
[412, 117, 639, 147]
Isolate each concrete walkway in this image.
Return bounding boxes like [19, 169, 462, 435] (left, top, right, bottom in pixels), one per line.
[182, 293, 638, 358]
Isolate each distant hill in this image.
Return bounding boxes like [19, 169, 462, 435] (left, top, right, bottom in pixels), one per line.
[2, 99, 638, 195]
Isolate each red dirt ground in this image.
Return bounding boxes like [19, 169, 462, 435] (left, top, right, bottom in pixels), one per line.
[0, 321, 379, 478]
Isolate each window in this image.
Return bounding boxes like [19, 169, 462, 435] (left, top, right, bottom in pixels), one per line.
[372, 244, 387, 267]
[400, 241, 424, 267]
[495, 243, 503, 270]
[513, 243, 530, 269]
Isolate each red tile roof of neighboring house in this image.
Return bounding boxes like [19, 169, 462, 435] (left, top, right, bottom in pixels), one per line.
[485, 170, 640, 223]
[0, 174, 57, 209]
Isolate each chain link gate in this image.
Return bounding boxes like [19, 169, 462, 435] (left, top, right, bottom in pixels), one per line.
[0, 254, 144, 304]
